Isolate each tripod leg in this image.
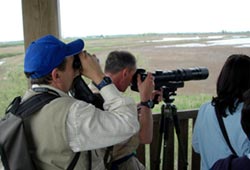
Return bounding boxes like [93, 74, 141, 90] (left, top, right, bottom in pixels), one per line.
[172, 106, 188, 170]
[154, 105, 165, 170]
[162, 116, 171, 170]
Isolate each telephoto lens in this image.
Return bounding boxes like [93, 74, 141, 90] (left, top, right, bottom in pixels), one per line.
[131, 67, 209, 91]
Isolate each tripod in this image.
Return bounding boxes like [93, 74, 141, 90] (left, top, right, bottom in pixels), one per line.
[155, 86, 188, 170]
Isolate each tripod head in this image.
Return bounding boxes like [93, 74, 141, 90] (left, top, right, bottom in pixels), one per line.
[161, 81, 183, 104]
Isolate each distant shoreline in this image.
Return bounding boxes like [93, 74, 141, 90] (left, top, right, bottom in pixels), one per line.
[1, 31, 250, 43]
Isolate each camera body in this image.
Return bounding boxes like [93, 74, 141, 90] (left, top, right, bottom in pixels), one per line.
[131, 67, 209, 92]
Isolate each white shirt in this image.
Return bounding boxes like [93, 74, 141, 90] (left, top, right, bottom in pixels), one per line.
[32, 84, 140, 152]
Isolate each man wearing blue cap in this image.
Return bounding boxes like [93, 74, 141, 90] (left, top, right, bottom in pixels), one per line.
[22, 34, 140, 170]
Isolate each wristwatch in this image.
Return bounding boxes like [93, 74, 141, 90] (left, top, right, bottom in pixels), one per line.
[94, 76, 112, 90]
[140, 100, 154, 109]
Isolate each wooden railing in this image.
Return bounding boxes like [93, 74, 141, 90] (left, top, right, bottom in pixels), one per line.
[136, 109, 200, 170]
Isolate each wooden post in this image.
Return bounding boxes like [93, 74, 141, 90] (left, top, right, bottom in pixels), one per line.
[22, 0, 61, 50]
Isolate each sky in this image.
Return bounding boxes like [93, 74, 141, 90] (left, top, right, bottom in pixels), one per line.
[0, 0, 250, 42]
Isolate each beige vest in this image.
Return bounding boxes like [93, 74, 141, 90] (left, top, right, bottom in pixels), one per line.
[91, 133, 139, 170]
[23, 90, 88, 170]
[112, 133, 139, 160]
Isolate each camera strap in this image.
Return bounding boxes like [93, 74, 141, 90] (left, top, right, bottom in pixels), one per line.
[103, 146, 114, 170]
[215, 107, 238, 156]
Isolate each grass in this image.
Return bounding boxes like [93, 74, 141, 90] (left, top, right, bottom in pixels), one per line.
[0, 61, 27, 116]
[174, 94, 211, 110]
[0, 52, 24, 59]
[0, 41, 24, 48]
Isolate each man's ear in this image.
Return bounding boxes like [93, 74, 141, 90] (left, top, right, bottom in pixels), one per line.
[122, 68, 129, 78]
[51, 68, 61, 82]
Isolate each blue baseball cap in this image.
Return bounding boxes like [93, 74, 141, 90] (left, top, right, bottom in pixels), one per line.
[24, 34, 84, 79]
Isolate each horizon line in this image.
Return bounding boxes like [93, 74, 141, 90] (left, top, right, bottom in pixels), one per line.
[0, 31, 250, 43]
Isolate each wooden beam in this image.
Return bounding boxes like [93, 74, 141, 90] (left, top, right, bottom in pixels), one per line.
[22, 0, 61, 50]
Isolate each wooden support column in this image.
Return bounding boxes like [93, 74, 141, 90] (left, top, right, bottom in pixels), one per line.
[22, 0, 61, 50]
